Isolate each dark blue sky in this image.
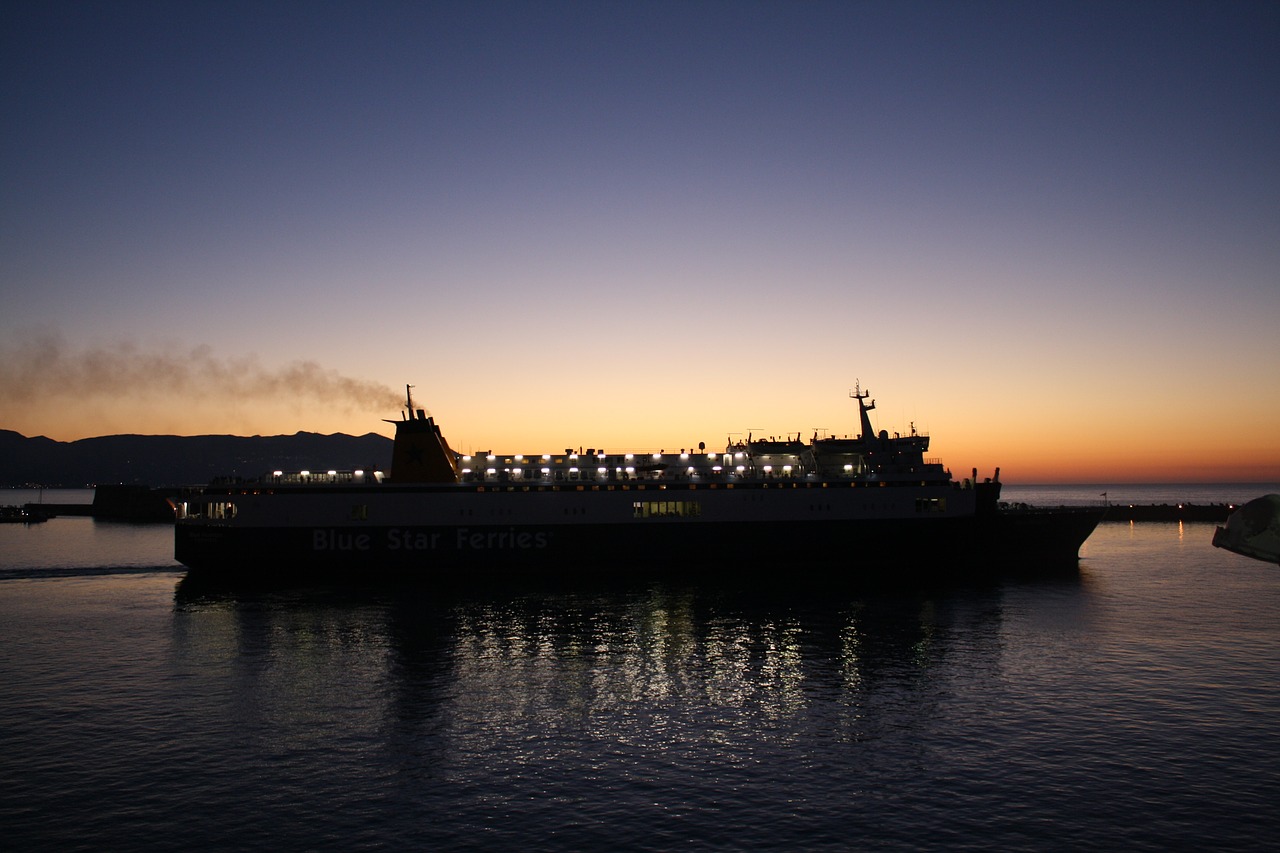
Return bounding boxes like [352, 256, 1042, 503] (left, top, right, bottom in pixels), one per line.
[3, 1, 1277, 479]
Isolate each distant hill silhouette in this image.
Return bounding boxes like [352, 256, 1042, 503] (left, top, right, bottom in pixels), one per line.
[0, 429, 393, 487]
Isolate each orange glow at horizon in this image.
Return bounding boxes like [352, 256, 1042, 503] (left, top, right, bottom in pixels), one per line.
[7, 381, 1278, 485]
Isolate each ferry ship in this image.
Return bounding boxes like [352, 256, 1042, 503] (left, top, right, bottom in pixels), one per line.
[174, 386, 1103, 579]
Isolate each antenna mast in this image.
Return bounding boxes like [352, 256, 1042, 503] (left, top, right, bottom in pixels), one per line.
[850, 379, 877, 440]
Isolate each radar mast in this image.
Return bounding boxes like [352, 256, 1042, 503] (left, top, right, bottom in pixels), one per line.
[850, 381, 877, 441]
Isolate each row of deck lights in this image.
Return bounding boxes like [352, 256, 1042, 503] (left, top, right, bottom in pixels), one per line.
[452, 447, 864, 482]
[461, 466, 748, 477]
[266, 453, 852, 482]
[268, 469, 384, 482]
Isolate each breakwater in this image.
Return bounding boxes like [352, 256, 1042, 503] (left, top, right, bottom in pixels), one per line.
[24, 485, 177, 523]
[1100, 503, 1234, 522]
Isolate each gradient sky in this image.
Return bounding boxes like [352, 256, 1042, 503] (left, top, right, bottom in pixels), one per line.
[3, 1, 1277, 483]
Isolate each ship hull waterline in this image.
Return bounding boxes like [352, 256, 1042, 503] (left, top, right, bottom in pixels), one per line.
[175, 510, 1104, 583]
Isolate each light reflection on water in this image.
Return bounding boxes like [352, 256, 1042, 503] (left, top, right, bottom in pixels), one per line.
[0, 518, 1278, 850]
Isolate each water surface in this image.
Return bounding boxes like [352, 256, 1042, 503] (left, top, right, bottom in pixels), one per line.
[1, 488, 1277, 851]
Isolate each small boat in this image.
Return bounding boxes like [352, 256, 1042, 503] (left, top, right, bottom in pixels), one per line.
[0, 505, 49, 524]
[1213, 495, 1280, 565]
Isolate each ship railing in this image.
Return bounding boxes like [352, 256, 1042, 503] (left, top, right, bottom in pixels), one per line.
[257, 470, 386, 485]
[454, 464, 959, 488]
[453, 449, 974, 487]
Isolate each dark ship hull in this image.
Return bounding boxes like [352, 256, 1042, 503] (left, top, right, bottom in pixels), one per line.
[175, 507, 1103, 583]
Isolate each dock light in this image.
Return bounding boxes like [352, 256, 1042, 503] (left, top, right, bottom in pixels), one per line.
[486, 468, 496, 476]
[625, 467, 635, 475]
[542, 454, 551, 460]
[486, 454, 496, 461]
[625, 453, 634, 461]
[300, 470, 310, 477]
[463, 455, 472, 462]
[736, 465, 746, 473]
[461, 469, 472, 475]
[515, 455, 524, 462]
[708, 453, 716, 460]
[763, 466, 773, 472]
[541, 467, 551, 475]
[273, 470, 283, 477]
[328, 470, 337, 476]
[354, 469, 364, 476]
[680, 453, 689, 460]
[843, 464, 853, 472]
[570, 453, 579, 460]
[597, 467, 608, 476]
[783, 465, 792, 473]
[653, 452, 661, 460]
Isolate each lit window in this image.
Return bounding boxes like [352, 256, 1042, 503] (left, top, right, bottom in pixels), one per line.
[632, 499, 702, 519]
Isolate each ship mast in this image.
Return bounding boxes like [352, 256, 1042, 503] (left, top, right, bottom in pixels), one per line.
[851, 381, 876, 441]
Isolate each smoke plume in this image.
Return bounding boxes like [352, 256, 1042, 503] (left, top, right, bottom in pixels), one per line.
[0, 332, 404, 411]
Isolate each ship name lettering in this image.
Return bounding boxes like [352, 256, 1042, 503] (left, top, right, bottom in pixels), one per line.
[386, 529, 442, 550]
[456, 527, 549, 550]
[312, 529, 371, 551]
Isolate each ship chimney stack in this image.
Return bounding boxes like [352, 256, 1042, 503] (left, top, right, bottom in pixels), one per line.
[383, 385, 461, 483]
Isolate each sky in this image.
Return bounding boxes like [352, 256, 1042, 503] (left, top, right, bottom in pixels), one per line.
[2, 0, 1278, 483]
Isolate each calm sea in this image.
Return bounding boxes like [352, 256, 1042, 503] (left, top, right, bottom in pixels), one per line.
[2, 485, 1278, 851]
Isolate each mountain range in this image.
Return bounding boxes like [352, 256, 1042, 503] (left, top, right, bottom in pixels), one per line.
[0, 429, 393, 487]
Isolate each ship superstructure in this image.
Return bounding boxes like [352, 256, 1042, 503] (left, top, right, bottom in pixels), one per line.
[449, 386, 961, 490]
